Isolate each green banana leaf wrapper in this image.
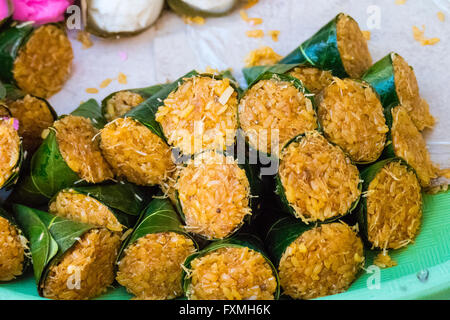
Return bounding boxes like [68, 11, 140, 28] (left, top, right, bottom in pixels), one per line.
[174, 149, 263, 241]
[0, 24, 34, 84]
[12, 204, 98, 296]
[242, 63, 305, 88]
[0, 23, 67, 86]
[361, 52, 400, 109]
[30, 99, 106, 199]
[181, 232, 280, 299]
[355, 157, 419, 249]
[242, 13, 350, 86]
[125, 70, 241, 143]
[0, 117, 24, 190]
[264, 215, 317, 266]
[49, 182, 151, 231]
[71, 98, 107, 129]
[118, 197, 198, 261]
[101, 83, 170, 120]
[167, 0, 237, 18]
[0, 206, 30, 279]
[274, 133, 362, 223]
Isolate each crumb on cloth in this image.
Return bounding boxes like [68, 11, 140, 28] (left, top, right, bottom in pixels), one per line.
[245, 46, 281, 67]
[412, 25, 440, 46]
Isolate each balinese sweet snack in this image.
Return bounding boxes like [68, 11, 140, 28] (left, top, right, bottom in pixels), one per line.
[102, 83, 168, 122]
[182, 233, 279, 300]
[265, 216, 364, 299]
[0, 117, 22, 190]
[155, 72, 239, 155]
[383, 105, 437, 187]
[0, 207, 28, 282]
[317, 78, 388, 163]
[2, 83, 57, 153]
[116, 198, 197, 300]
[357, 158, 422, 250]
[277, 132, 361, 223]
[13, 204, 121, 300]
[175, 150, 256, 240]
[243, 63, 333, 95]
[31, 100, 113, 198]
[243, 13, 371, 85]
[100, 117, 174, 186]
[362, 52, 435, 131]
[49, 183, 149, 233]
[99, 73, 213, 186]
[238, 72, 317, 156]
[83, 0, 165, 37]
[167, 0, 237, 17]
[0, 24, 73, 98]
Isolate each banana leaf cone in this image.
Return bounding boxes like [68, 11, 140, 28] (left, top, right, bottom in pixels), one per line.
[0, 116, 23, 190]
[49, 182, 151, 233]
[115, 198, 198, 300]
[30, 99, 111, 199]
[274, 132, 362, 224]
[361, 53, 399, 108]
[0, 206, 30, 281]
[125, 69, 240, 145]
[0, 23, 73, 99]
[355, 158, 422, 250]
[181, 232, 280, 300]
[0, 82, 57, 153]
[11, 204, 121, 299]
[174, 149, 263, 241]
[167, 0, 237, 18]
[101, 83, 170, 122]
[243, 13, 371, 85]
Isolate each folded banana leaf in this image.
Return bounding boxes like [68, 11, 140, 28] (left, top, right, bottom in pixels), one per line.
[118, 197, 197, 260]
[242, 63, 303, 87]
[0, 206, 30, 278]
[0, 117, 23, 190]
[355, 157, 418, 249]
[0, 82, 58, 118]
[167, 0, 237, 17]
[29, 100, 105, 198]
[0, 24, 34, 84]
[274, 133, 361, 223]
[361, 52, 399, 109]
[181, 232, 280, 299]
[125, 70, 240, 141]
[12, 204, 97, 295]
[50, 182, 151, 230]
[242, 13, 350, 86]
[101, 83, 170, 120]
[71, 98, 106, 129]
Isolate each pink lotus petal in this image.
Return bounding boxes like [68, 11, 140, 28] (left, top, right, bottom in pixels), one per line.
[12, 0, 74, 25]
[0, 0, 10, 21]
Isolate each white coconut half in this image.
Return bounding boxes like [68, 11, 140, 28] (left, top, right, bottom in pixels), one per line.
[181, 0, 236, 14]
[85, 0, 164, 35]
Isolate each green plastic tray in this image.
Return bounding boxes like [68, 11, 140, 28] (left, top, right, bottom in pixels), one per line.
[1, 190, 449, 300]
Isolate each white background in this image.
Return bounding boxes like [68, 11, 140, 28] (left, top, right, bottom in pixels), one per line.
[50, 0, 450, 168]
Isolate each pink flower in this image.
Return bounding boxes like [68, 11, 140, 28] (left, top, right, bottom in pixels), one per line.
[0, 0, 11, 21]
[12, 0, 74, 25]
